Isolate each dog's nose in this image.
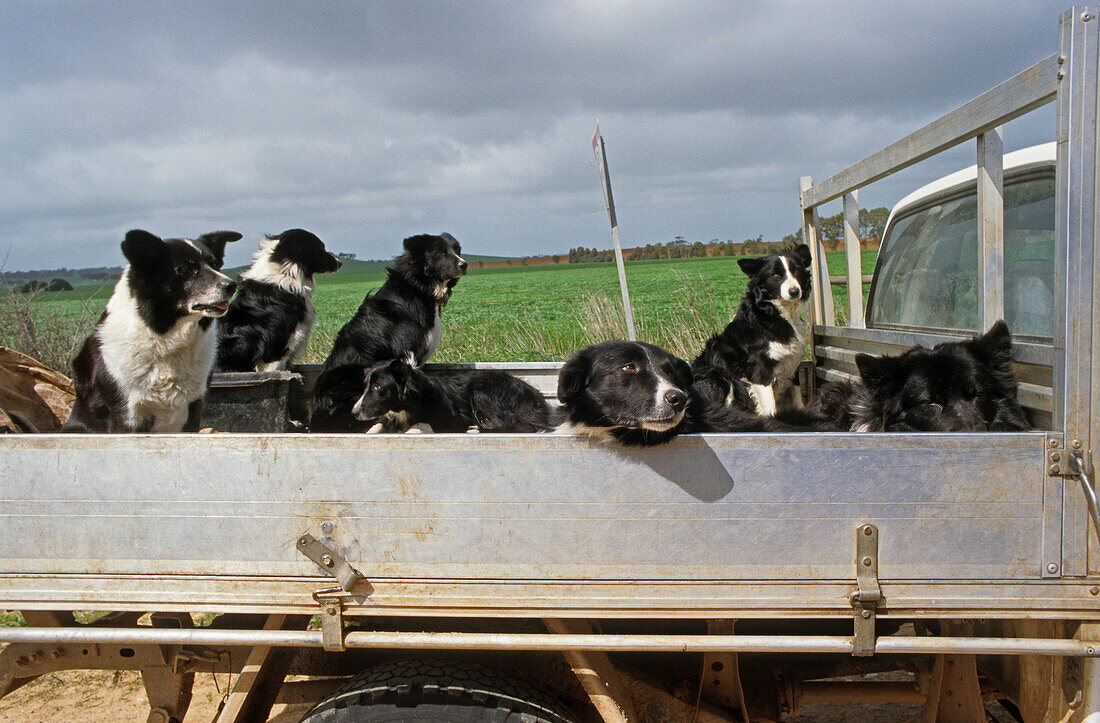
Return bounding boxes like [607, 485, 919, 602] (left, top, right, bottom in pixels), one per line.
[664, 389, 687, 411]
[221, 279, 238, 295]
[335, 259, 343, 270]
[458, 260, 468, 273]
[786, 285, 801, 300]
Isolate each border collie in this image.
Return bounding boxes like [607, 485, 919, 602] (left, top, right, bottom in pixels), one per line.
[804, 320, 1030, 432]
[64, 229, 241, 433]
[693, 244, 812, 416]
[310, 233, 467, 431]
[215, 229, 342, 372]
[557, 340, 827, 447]
[350, 359, 552, 433]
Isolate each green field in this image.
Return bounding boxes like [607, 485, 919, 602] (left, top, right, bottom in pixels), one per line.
[1, 250, 877, 372]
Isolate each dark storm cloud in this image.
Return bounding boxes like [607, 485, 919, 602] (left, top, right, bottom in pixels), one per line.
[0, 1, 1071, 270]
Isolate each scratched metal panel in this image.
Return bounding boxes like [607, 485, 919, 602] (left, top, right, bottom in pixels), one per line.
[0, 432, 1047, 587]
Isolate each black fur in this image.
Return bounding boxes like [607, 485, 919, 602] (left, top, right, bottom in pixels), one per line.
[64, 229, 241, 433]
[310, 233, 467, 431]
[557, 340, 829, 447]
[351, 360, 552, 433]
[805, 320, 1030, 432]
[215, 229, 341, 372]
[692, 244, 812, 414]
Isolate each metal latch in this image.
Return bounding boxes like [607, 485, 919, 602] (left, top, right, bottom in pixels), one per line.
[849, 523, 881, 657]
[297, 533, 371, 651]
[1066, 450, 1100, 549]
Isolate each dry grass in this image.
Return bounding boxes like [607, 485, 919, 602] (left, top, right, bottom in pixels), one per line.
[0, 282, 100, 375]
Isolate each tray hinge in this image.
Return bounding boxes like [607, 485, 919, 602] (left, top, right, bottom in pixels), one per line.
[849, 523, 881, 657]
[297, 533, 371, 652]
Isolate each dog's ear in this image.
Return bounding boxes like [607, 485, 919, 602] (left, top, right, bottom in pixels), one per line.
[672, 356, 694, 391]
[121, 229, 167, 276]
[856, 353, 899, 391]
[737, 257, 765, 277]
[402, 234, 436, 254]
[970, 319, 1014, 375]
[195, 231, 242, 270]
[793, 244, 812, 268]
[557, 351, 592, 404]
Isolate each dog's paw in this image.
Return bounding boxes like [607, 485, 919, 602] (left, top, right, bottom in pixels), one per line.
[404, 423, 434, 434]
[365, 422, 385, 434]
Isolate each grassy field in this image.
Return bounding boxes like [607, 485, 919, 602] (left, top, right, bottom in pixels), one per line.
[1, 250, 877, 371]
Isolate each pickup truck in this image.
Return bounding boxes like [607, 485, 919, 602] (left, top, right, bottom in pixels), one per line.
[2, 7, 1098, 723]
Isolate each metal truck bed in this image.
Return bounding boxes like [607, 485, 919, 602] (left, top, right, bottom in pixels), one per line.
[2, 427, 1092, 621]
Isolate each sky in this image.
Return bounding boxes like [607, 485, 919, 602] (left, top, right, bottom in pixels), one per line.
[0, 1, 1071, 271]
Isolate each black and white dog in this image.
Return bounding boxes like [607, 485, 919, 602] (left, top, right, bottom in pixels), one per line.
[350, 359, 552, 433]
[215, 229, 341, 372]
[310, 233, 467, 431]
[64, 229, 241, 433]
[805, 320, 1030, 432]
[693, 244, 813, 416]
[557, 340, 826, 447]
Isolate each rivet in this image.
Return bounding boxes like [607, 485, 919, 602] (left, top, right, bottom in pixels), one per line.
[1059, 70, 1066, 80]
[321, 554, 334, 567]
[862, 556, 873, 566]
[320, 521, 334, 534]
[1050, 438, 1060, 448]
[1083, 11, 1093, 22]
[1048, 563, 1060, 574]
[863, 525, 874, 536]
[1088, 647, 1096, 656]
[299, 537, 309, 546]
[1072, 439, 1083, 449]
[861, 610, 871, 619]
[1090, 586, 1099, 595]
[1059, 55, 1066, 65]
[14, 655, 29, 667]
[50, 648, 64, 660]
[325, 606, 338, 616]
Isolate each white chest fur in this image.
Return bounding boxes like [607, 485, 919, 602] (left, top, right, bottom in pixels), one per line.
[98, 280, 215, 431]
[423, 305, 443, 361]
[760, 298, 809, 413]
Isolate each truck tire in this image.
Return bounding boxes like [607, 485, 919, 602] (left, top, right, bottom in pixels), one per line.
[299, 658, 578, 722]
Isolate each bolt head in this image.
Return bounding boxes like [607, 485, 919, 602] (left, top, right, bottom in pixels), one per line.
[1090, 586, 1099, 595]
[862, 556, 872, 566]
[1048, 563, 1060, 573]
[321, 522, 334, 534]
[1083, 11, 1094, 22]
[325, 606, 338, 616]
[1051, 451, 1061, 462]
[321, 554, 334, 567]
[861, 610, 871, 619]
[1050, 465, 1061, 475]
[863, 525, 874, 536]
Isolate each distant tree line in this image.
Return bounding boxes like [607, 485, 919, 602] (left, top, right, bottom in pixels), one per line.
[567, 234, 788, 264]
[781, 207, 889, 248]
[16, 278, 73, 293]
[2, 266, 121, 283]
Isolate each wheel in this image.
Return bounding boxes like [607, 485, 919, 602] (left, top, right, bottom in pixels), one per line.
[299, 658, 578, 722]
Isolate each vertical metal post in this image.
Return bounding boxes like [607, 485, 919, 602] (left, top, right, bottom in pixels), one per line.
[842, 190, 866, 328]
[1054, 7, 1099, 576]
[800, 176, 836, 326]
[977, 126, 1005, 329]
[1054, 8, 1098, 444]
[592, 122, 637, 340]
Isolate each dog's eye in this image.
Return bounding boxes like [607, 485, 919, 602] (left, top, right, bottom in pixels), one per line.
[371, 383, 381, 392]
[621, 363, 637, 373]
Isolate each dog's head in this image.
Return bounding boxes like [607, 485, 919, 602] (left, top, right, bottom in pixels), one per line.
[266, 228, 342, 276]
[558, 340, 692, 441]
[121, 229, 240, 330]
[737, 244, 812, 304]
[398, 232, 468, 300]
[854, 320, 1019, 431]
[351, 359, 418, 423]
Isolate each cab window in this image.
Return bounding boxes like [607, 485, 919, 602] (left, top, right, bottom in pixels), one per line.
[866, 173, 1055, 341]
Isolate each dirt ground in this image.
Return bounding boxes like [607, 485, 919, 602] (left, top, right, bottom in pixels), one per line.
[0, 669, 312, 722]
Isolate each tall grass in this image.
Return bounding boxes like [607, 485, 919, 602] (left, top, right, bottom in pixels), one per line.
[0, 282, 102, 375]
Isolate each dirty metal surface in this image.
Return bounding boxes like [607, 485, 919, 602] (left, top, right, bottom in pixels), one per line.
[0, 430, 1084, 617]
